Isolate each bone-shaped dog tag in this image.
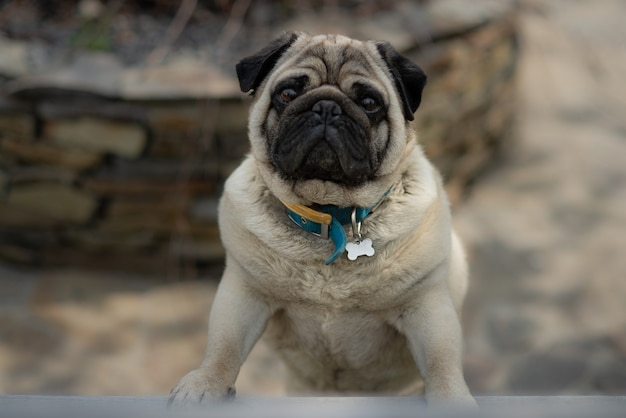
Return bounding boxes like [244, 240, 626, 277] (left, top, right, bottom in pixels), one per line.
[346, 238, 375, 261]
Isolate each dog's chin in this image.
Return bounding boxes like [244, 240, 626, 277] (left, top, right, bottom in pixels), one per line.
[273, 141, 373, 188]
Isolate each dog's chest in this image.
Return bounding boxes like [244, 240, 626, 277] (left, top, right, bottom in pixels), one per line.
[257, 258, 407, 310]
[268, 304, 404, 367]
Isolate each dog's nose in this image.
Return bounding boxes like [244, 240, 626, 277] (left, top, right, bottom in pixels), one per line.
[312, 100, 342, 122]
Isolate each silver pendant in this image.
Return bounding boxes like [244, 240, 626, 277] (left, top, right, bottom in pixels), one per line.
[346, 238, 375, 260]
[347, 208, 375, 261]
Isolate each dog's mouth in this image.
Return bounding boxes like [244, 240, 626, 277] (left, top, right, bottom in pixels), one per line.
[271, 99, 376, 187]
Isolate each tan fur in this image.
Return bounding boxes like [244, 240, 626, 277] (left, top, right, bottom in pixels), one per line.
[170, 33, 475, 406]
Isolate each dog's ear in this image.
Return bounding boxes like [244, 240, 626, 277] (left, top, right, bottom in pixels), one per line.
[375, 42, 427, 121]
[236, 32, 300, 94]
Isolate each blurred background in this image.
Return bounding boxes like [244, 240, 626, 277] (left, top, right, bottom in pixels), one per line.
[0, 0, 624, 397]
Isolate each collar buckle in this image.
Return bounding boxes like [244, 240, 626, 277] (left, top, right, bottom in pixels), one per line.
[287, 214, 329, 239]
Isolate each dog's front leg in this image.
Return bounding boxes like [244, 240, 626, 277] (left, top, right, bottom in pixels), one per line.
[394, 281, 475, 406]
[169, 256, 272, 406]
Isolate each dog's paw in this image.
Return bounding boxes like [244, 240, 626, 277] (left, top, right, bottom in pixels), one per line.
[168, 367, 235, 408]
[425, 384, 478, 409]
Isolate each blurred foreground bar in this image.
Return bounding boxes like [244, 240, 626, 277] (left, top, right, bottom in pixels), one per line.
[0, 396, 625, 418]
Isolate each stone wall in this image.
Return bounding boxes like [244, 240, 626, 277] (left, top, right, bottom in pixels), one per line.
[0, 0, 519, 272]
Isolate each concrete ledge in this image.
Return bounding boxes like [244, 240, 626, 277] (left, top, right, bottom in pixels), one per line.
[0, 396, 625, 418]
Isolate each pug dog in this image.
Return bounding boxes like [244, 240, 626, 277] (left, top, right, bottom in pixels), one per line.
[169, 32, 474, 406]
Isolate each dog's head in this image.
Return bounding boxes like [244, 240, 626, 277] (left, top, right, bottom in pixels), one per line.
[236, 32, 426, 206]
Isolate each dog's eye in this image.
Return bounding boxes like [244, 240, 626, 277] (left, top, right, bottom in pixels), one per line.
[361, 97, 381, 113]
[279, 88, 299, 104]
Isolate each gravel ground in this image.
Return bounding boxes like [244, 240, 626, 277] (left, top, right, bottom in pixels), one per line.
[457, 0, 626, 394]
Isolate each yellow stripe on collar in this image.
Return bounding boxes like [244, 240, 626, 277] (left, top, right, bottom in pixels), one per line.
[279, 200, 332, 225]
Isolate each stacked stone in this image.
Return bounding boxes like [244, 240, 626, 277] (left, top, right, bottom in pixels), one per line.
[0, 93, 249, 271]
[414, 4, 518, 203]
[0, 0, 518, 272]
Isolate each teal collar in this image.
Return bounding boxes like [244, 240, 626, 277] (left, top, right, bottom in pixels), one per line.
[281, 190, 389, 264]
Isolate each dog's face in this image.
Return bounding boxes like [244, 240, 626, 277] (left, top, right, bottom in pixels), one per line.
[236, 33, 427, 206]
